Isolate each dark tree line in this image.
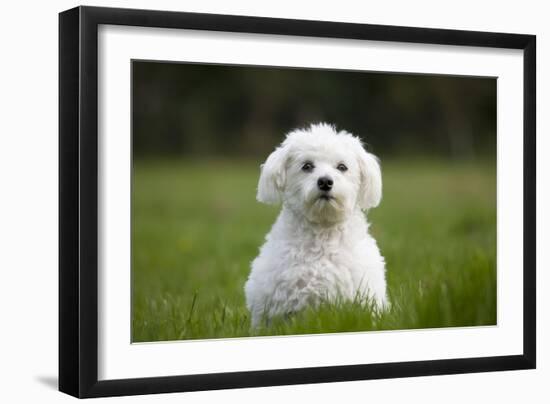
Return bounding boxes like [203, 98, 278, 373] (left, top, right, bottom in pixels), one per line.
[132, 61, 496, 160]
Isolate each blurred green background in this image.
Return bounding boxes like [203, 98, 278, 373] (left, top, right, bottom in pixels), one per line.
[131, 61, 496, 342]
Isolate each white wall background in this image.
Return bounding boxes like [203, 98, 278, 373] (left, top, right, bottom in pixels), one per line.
[0, 0, 546, 402]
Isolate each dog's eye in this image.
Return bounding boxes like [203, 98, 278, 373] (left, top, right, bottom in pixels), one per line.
[337, 163, 348, 172]
[302, 162, 314, 172]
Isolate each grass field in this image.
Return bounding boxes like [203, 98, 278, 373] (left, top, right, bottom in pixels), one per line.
[132, 158, 496, 342]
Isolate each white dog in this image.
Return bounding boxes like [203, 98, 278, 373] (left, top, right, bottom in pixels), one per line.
[244, 123, 388, 328]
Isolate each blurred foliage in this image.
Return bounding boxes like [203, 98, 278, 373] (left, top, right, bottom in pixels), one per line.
[132, 61, 496, 160]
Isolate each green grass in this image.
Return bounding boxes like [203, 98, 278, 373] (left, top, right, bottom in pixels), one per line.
[132, 158, 496, 342]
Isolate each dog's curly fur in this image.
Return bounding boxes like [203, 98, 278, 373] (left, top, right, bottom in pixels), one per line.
[245, 123, 388, 328]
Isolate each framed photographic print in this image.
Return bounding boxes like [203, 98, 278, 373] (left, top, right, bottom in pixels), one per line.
[59, 5, 536, 398]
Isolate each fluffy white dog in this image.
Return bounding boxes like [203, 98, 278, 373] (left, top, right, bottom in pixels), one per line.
[244, 123, 388, 328]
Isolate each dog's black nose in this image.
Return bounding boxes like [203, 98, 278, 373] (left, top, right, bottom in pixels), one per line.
[317, 176, 333, 191]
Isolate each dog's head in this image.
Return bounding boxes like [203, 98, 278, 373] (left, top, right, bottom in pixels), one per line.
[257, 123, 382, 224]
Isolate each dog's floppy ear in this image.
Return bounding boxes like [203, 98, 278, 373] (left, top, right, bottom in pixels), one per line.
[257, 144, 289, 204]
[356, 144, 382, 210]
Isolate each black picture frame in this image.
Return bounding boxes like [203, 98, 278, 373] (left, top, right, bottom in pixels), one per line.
[59, 5, 536, 398]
